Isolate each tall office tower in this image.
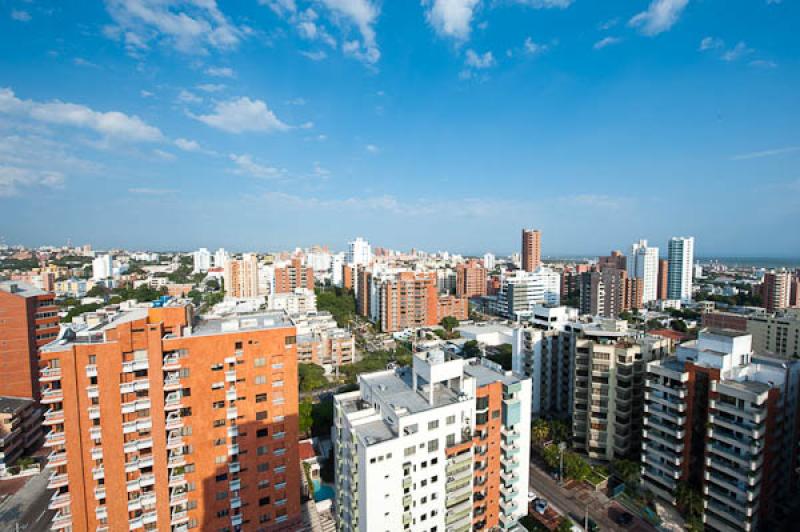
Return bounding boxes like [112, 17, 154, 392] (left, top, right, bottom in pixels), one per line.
[483, 252, 496, 271]
[628, 240, 659, 304]
[456, 259, 487, 298]
[761, 270, 793, 312]
[39, 303, 302, 532]
[657, 259, 669, 301]
[598, 251, 627, 272]
[641, 330, 800, 532]
[578, 269, 627, 318]
[346, 237, 372, 266]
[213, 248, 229, 269]
[92, 254, 114, 281]
[667, 236, 695, 303]
[273, 258, 314, 294]
[571, 320, 670, 461]
[511, 305, 578, 417]
[191, 248, 211, 274]
[225, 253, 262, 298]
[521, 229, 541, 272]
[333, 351, 531, 532]
[0, 281, 59, 401]
[496, 268, 561, 319]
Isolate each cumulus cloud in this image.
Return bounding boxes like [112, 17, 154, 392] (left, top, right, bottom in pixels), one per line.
[423, 0, 481, 41]
[191, 97, 289, 134]
[229, 153, 286, 179]
[629, 0, 689, 36]
[177, 89, 202, 104]
[205, 66, 235, 78]
[465, 49, 495, 68]
[103, 0, 243, 55]
[0, 166, 63, 196]
[196, 83, 226, 93]
[0, 87, 163, 142]
[174, 138, 201, 152]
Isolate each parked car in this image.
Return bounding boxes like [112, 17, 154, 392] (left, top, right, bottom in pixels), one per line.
[527, 490, 537, 502]
[534, 498, 548, 514]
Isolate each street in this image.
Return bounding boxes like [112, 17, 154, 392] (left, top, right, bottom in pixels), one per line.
[0, 469, 55, 532]
[529, 464, 654, 532]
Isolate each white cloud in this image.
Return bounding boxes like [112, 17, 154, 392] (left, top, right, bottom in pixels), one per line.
[629, 0, 689, 36]
[722, 41, 753, 62]
[465, 49, 495, 68]
[300, 49, 328, 61]
[423, 0, 481, 41]
[732, 146, 800, 161]
[0, 87, 163, 142]
[319, 0, 380, 63]
[140, 90, 155, 98]
[177, 89, 202, 104]
[598, 18, 618, 31]
[365, 144, 379, 153]
[192, 97, 289, 134]
[73, 57, 100, 68]
[286, 97, 306, 105]
[699, 36, 723, 51]
[104, 0, 242, 55]
[205, 66, 235, 78]
[593, 36, 621, 50]
[196, 83, 225, 93]
[229, 153, 286, 179]
[514, 0, 573, 7]
[175, 138, 201, 152]
[523, 37, 547, 55]
[749, 59, 777, 69]
[153, 148, 176, 161]
[0, 166, 63, 196]
[11, 10, 31, 22]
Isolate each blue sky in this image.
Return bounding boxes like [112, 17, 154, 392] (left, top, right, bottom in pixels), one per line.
[0, 0, 798, 256]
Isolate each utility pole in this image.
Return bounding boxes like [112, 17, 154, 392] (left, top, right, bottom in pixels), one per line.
[584, 505, 589, 531]
[558, 441, 567, 485]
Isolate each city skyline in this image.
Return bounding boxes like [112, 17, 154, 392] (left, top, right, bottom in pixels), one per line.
[0, 1, 798, 255]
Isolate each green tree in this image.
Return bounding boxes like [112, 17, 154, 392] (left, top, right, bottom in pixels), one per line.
[564, 452, 591, 481]
[556, 517, 574, 532]
[671, 319, 688, 333]
[462, 340, 481, 358]
[548, 420, 570, 444]
[542, 444, 560, 470]
[86, 284, 109, 298]
[440, 316, 459, 332]
[299, 398, 313, 435]
[316, 287, 356, 327]
[487, 343, 513, 370]
[612, 459, 641, 489]
[299, 363, 329, 392]
[676, 481, 704, 530]
[531, 419, 550, 446]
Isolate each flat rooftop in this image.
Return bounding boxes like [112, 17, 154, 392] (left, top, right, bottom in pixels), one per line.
[0, 396, 34, 414]
[0, 280, 48, 297]
[190, 310, 293, 337]
[360, 367, 462, 415]
[464, 360, 518, 387]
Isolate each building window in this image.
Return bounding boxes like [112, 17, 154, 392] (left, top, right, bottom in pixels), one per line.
[255, 357, 267, 367]
[256, 394, 267, 403]
[256, 411, 267, 421]
[428, 420, 439, 431]
[427, 439, 438, 453]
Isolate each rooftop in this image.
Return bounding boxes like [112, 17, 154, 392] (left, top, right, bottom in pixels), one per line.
[0, 280, 48, 297]
[0, 396, 34, 415]
[191, 310, 293, 337]
[463, 358, 518, 387]
[360, 366, 462, 415]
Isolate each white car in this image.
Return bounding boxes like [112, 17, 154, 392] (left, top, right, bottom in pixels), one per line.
[527, 490, 537, 502]
[534, 498, 548, 514]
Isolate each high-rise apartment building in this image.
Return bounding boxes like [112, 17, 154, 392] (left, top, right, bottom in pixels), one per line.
[761, 270, 793, 312]
[92, 254, 114, 281]
[346, 237, 372, 266]
[192, 248, 212, 274]
[579, 269, 627, 318]
[273, 258, 314, 294]
[225, 253, 262, 298]
[628, 240, 659, 304]
[641, 330, 800, 532]
[0, 281, 59, 401]
[667, 236, 694, 303]
[39, 302, 302, 532]
[213, 248, 229, 269]
[657, 259, 669, 301]
[483, 252, 496, 271]
[495, 268, 560, 319]
[333, 351, 531, 531]
[598, 251, 627, 272]
[571, 320, 671, 461]
[521, 229, 541, 272]
[455, 259, 487, 298]
[0, 396, 44, 476]
[705, 308, 800, 359]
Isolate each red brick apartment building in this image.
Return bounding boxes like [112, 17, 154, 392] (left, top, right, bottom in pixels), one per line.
[522, 229, 542, 272]
[456, 260, 487, 298]
[274, 258, 314, 294]
[0, 281, 60, 401]
[39, 302, 301, 532]
[376, 272, 468, 332]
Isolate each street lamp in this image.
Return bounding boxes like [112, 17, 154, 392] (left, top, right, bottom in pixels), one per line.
[558, 442, 567, 485]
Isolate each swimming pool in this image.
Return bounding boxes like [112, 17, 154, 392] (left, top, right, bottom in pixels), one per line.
[312, 479, 335, 502]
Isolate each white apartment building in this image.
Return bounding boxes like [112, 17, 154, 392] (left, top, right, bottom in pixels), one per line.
[495, 267, 560, 319]
[268, 287, 317, 314]
[331, 253, 345, 287]
[192, 247, 211, 273]
[213, 247, 229, 269]
[667, 236, 694, 303]
[641, 330, 800, 532]
[628, 240, 659, 303]
[347, 237, 372, 266]
[92, 254, 113, 281]
[334, 351, 531, 532]
[483, 253, 496, 271]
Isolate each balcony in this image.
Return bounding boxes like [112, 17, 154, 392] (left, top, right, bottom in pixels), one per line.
[229, 461, 241, 474]
[88, 406, 101, 420]
[170, 490, 189, 506]
[44, 430, 66, 448]
[163, 355, 181, 370]
[167, 432, 184, 449]
[225, 370, 237, 383]
[228, 443, 240, 456]
[121, 398, 151, 414]
[231, 496, 242, 509]
[164, 374, 181, 391]
[164, 391, 183, 411]
[86, 385, 99, 399]
[169, 472, 187, 488]
[92, 465, 105, 480]
[168, 451, 186, 468]
[166, 412, 183, 430]
[48, 472, 69, 489]
[226, 407, 238, 420]
[40, 366, 62, 382]
[124, 437, 153, 453]
[43, 408, 64, 425]
[41, 388, 64, 404]
[122, 360, 149, 373]
[47, 450, 67, 468]
[48, 492, 71, 510]
[50, 510, 72, 530]
[171, 509, 190, 525]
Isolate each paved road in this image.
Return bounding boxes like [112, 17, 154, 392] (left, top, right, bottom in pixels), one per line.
[529, 464, 653, 532]
[0, 470, 55, 532]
